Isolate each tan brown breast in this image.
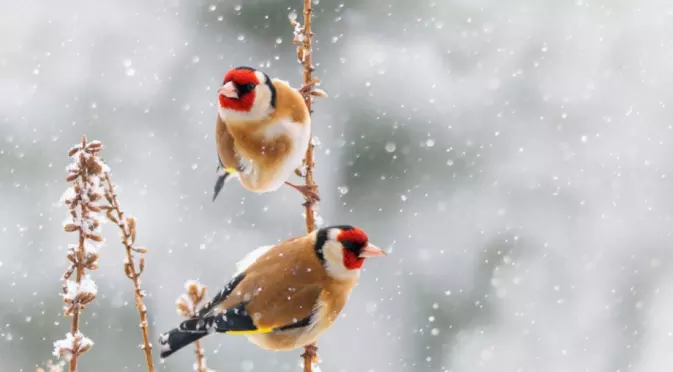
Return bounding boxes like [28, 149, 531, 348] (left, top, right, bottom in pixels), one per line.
[215, 114, 241, 170]
[216, 233, 327, 329]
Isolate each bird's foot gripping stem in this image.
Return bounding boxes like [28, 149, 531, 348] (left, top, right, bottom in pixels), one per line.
[298, 78, 320, 96]
[301, 344, 319, 369]
[285, 182, 320, 206]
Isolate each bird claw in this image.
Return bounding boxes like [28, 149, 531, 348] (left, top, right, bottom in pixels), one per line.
[285, 182, 320, 205]
[301, 344, 319, 364]
[298, 79, 320, 95]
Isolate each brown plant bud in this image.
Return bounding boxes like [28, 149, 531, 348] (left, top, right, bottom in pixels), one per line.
[86, 261, 99, 271]
[133, 246, 148, 254]
[90, 221, 100, 232]
[138, 256, 145, 275]
[127, 217, 137, 244]
[88, 204, 102, 213]
[66, 173, 80, 182]
[176, 296, 192, 317]
[77, 293, 96, 306]
[311, 89, 328, 98]
[106, 209, 118, 224]
[87, 234, 104, 242]
[77, 341, 92, 355]
[124, 262, 134, 279]
[187, 284, 200, 303]
[64, 224, 79, 232]
[86, 141, 103, 152]
[68, 147, 81, 157]
[85, 253, 99, 266]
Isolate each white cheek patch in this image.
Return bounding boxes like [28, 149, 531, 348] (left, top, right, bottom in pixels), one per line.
[322, 240, 360, 280]
[327, 228, 340, 241]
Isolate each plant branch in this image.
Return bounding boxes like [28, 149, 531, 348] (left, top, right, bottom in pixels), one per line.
[291, 0, 324, 370]
[54, 136, 104, 371]
[176, 281, 210, 372]
[103, 173, 155, 372]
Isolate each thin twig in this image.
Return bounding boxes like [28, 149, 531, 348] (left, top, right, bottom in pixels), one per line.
[291, 0, 323, 370]
[102, 173, 155, 372]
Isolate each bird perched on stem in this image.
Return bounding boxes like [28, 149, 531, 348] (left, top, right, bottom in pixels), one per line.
[158, 225, 386, 358]
[212, 66, 319, 203]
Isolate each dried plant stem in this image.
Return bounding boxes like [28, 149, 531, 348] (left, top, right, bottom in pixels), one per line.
[55, 136, 104, 371]
[300, 0, 317, 232]
[176, 281, 210, 372]
[292, 0, 321, 370]
[194, 340, 206, 372]
[102, 173, 155, 372]
[69, 173, 86, 372]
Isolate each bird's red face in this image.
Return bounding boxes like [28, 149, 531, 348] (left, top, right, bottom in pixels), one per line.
[337, 226, 386, 270]
[218, 67, 260, 112]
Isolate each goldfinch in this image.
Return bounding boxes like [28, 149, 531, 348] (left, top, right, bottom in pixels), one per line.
[212, 66, 318, 202]
[158, 225, 386, 358]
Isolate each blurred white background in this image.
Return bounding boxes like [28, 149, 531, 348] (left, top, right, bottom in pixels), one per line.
[2, 0, 673, 371]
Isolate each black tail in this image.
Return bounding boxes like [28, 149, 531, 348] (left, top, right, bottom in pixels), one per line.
[159, 303, 259, 358]
[212, 173, 231, 202]
[158, 326, 209, 358]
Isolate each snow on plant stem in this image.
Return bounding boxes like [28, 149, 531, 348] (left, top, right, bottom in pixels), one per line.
[176, 281, 213, 372]
[53, 136, 155, 372]
[54, 136, 106, 371]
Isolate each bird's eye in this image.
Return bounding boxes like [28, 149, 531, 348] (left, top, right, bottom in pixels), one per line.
[238, 83, 256, 94]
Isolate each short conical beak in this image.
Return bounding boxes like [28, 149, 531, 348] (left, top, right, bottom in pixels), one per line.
[218, 81, 238, 99]
[359, 243, 387, 258]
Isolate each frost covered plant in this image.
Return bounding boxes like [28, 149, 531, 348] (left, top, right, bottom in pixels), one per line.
[176, 281, 213, 372]
[55, 136, 106, 371]
[54, 136, 155, 372]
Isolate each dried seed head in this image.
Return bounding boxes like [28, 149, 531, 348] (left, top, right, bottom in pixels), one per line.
[106, 209, 118, 224]
[68, 147, 81, 157]
[311, 89, 328, 98]
[127, 216, 137, 244]
[66, 173, 80, 182]
[138, 256, 145, 275]
[87, 234, 104, 243]
[124, 262, 133, 278]
[176, 295, 192, 317]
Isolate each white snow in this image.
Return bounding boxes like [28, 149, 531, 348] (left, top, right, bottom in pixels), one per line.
[235, 245, 273, 275]
[62, 276, 98, 301]
[53, 331, 94, 359]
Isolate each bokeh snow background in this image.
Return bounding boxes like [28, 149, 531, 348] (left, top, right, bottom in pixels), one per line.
[2, 0, 673, 371]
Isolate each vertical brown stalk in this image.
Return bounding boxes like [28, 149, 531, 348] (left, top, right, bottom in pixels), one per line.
[300, 0, 317, 234]
[55, 136, 103, 371]
[291, 1, 322, 371]
[102, 174, 155, 372]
